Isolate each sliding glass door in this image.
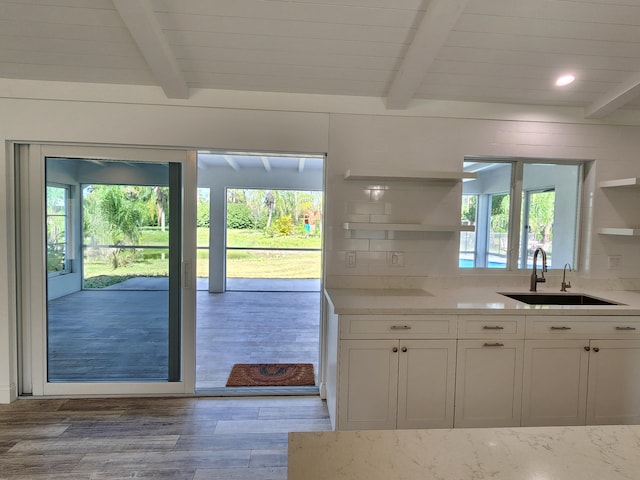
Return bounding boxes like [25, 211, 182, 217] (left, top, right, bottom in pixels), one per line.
[18, 145, 196, 396]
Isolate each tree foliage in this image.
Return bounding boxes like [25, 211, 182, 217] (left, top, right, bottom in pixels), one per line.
[528, 191, 555, 243]
[490, 194, 510, 233]
[83, 185, 167, 269]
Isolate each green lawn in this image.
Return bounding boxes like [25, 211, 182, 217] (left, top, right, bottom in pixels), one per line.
[84, 228, 322, 287]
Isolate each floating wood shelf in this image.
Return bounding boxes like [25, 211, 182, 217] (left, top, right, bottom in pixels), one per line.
[344, 169, 477, 183]
[598, 228, 640, 236]
[343, 222, 475, 232]
[599, 178, 640, 189]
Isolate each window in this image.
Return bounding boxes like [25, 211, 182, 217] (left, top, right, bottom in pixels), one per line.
[46, 185, 70, 275]
[460, 160, 581, 270]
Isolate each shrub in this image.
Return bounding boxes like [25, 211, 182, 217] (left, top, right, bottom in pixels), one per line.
[273, 215, 294, 236]
[227, 203, 254, 229]
[197, 199, 210, 227]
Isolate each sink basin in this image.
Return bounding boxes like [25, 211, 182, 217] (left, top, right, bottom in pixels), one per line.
[499, 292, 622, 306]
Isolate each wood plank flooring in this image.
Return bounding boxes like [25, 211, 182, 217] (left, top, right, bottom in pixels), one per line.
[0, 396, 331, 479]
[196, 291, 321, 389]
[46, 289, 321, 389]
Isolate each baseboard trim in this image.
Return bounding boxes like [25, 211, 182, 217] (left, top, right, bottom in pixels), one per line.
[0, 382, 18, 404]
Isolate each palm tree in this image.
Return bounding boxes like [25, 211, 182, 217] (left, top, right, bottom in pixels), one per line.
[264, 190, 275, 229]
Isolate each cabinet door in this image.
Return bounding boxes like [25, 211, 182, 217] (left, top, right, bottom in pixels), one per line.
[454, 340, 524, 428]
[586, 339, 640, 425]
[397, 340, 456, 429]
[522, 340, 589, 426]
[338, 339, 399, 430]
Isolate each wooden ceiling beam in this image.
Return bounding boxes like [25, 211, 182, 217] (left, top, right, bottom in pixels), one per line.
[386, 0, 470, 110]
[585, 72, 640, 119]
[112, 0, 189, 99]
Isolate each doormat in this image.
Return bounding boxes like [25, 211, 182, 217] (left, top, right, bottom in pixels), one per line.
[226, 363, 315, 387]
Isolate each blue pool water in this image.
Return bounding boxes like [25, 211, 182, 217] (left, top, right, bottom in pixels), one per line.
[459, 259, 506, 268]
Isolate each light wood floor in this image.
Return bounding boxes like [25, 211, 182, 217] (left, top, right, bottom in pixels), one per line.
[47, 289, 321, 389]
[0, 396, 331, 479]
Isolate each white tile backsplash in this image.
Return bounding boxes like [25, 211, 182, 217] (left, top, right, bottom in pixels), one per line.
[347, 201, 387, 215]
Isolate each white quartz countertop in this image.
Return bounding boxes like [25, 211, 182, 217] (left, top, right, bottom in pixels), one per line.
[325, 287, 640, 315]
[288, 425, 640, 480]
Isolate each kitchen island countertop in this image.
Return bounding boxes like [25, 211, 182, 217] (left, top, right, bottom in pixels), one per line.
[289, 424, 640, 480]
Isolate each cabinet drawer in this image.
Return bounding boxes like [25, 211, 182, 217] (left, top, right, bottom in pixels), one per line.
[458, 315, 525, 339]
[526, 316, 640, 339]
[340, 315, 457, 339]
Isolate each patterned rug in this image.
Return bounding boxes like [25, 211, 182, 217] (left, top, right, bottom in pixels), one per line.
[226, 363, 315, 387]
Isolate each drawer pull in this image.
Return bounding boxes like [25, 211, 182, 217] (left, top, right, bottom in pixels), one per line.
[483, 342, 504, 347]
[482, 325, 505, 330]
[392, 347, 398, 353]
[550, 326, 572, 330]
[390, 325, 412, 330]
[616, 326, 637, 331]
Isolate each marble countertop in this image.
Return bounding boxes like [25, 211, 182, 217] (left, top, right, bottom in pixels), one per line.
[325, 287, 640, 315]
[289, 425, 640, 480]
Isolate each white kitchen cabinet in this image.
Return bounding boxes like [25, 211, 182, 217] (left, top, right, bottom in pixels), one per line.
[396, 339, 456, 429]
[325, 291, 640, 431]
[338, 339, 398, 430]
[522, 337, 640, 427]
[454, 339, 524, 428]
[522, 340, 589, 426]
[586, 339, 640, 425]
[337, 339, 456, 430]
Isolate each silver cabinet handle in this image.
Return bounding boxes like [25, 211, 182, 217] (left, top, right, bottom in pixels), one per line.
[483, 325, 505, 330]
[616, 326, 637, 331]
[483, 342, 504, 347]
[551, 326, 572, 330]
[390, 325, 412, 330]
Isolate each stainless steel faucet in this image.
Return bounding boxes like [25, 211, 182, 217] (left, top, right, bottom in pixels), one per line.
[530, 247, 548, 292]
[561, 263, 572, 292]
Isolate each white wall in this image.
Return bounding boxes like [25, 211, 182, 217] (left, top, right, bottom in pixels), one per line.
[3, 80, 640, 402]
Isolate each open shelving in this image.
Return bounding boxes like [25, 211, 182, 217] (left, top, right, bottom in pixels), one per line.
[343, 169, 477, 183]
[343, 222, 475, 233]
[597, 228, 640, 236]
[599, 177, 640, 189]
[598, 177, 640, 236]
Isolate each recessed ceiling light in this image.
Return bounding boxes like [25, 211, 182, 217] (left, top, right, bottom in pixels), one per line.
[555, 74, 575, 87]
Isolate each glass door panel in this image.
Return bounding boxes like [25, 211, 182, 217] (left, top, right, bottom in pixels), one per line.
[20, 145, 196, 396]
[46, 159, 178, 382]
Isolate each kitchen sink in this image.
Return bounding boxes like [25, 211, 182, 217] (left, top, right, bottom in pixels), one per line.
[499, 292, 622, 306]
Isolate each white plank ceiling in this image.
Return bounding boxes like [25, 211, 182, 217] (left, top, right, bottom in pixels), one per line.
[1, 0, 640, 117]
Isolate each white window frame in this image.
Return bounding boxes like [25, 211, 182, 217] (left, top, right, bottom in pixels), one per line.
[45, 183, 71, 276]
[462, 158, 583, 271]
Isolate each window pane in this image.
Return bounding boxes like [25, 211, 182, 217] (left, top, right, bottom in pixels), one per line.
[460, 162, 512, 268]
[519, 164, 580, 269]
[46, 186, 68, 274]
[460, 195, 477, 267]
[488, 193, 510, 268]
